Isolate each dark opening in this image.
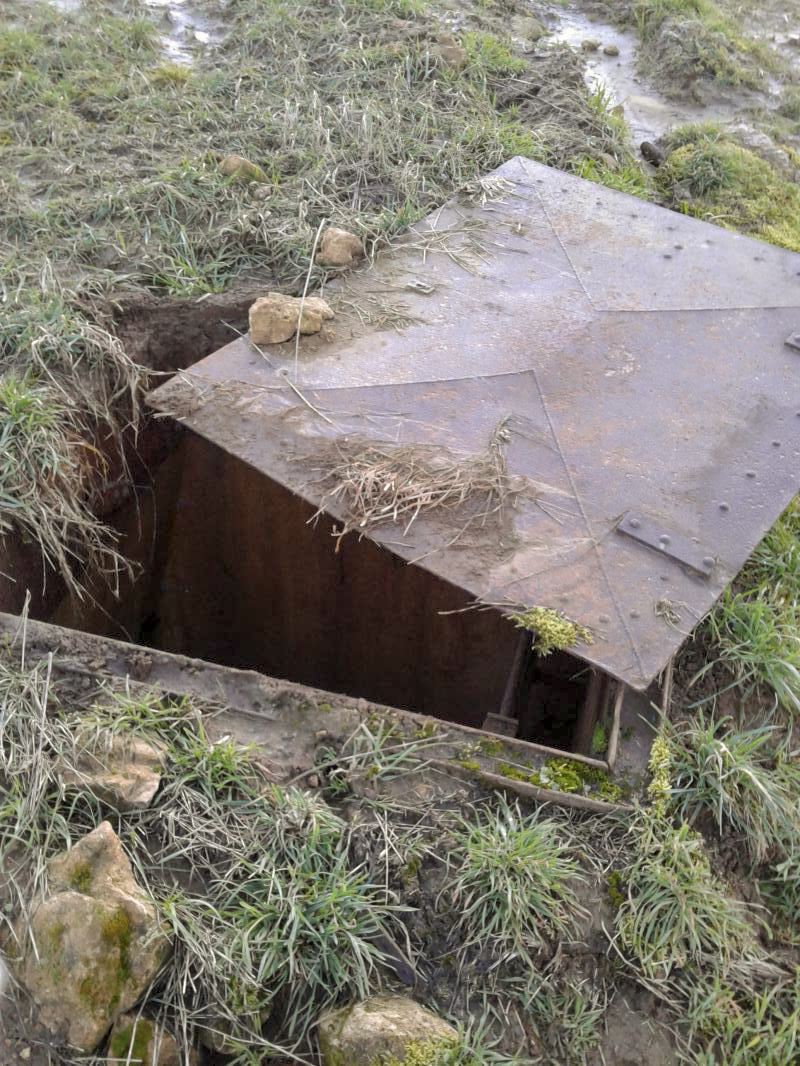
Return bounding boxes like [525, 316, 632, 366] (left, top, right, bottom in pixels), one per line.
[14, 422, 603, 753]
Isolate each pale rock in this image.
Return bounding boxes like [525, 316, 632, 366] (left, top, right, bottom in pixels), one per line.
[581, 39, 600, 51]
[108, 1014, 192, 1066]
[219, 153, 269, 183]
[249, 292, 334, 345]
[434, 34, 466, 68]
[603, 43, 620, 56]
[60, 731, 164, 811]
[14, 822, 171, 1053]
[318, 994, 458, 1066]
[317, 226, 365, 268]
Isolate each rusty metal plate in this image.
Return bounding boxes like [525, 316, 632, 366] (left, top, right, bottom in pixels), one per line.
[149, 157, 800, 689]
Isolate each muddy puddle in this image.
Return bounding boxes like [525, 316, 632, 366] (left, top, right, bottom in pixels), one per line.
[143, 0, 224, 63]
[46, 0, 224, 63]
[547, 6, 739, 143]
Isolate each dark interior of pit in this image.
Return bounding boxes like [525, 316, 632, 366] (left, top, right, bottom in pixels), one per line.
[1, 307, 609, 757]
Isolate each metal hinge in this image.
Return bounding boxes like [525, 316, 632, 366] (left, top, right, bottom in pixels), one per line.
[616, 513, 714, 578]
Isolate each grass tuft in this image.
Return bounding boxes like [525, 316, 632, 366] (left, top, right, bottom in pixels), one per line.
[445, 798, 584, 969]
[669, 716, 800, 864]
[615, 815, 756, 982]
[657, 127, 800, 252]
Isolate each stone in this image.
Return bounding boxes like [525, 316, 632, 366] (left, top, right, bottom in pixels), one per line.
[434, 34, 466, 68]
[219, 153, 269, 183]
[580, 39, 600, 51]
[728, 123, 795, 176]
[317, 226, 365, 268]
[60, 731, 164, 812]
[318, 994, 458, 1066]
[640, 140, 666, 167]
[14, 822, 171, 1053]
[108, 1014, 190, 1066]
[249, 292, 334, 345]
[603, 43, 620, 56]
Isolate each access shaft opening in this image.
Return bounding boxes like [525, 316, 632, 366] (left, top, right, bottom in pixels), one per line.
[35, 428, 607, 755]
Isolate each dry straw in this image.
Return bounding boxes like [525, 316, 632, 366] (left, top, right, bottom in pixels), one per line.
[301, 421, 526, 547]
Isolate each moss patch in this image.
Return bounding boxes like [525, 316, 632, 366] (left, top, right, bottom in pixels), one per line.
[646, 734, 672, 815]
[509, 606, 593, 657]
[657, 126, 800, 252]
[68, 861, 93, 894]
[100, 906, 133, 1008]
[380, 1036, 460, 1065]
[108, 1018, 153, 1064]
[495, 757, 623, 802]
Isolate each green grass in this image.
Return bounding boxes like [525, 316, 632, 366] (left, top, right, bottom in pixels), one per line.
[657, 126, 800, 252]
[683, 968, 800, 1066]
[669, 716, 800, 863]
[445, 798, 584, 971]
[693, 497, 800, 718]
[463, 32, 527, 77]
[615, 815, 756, 982]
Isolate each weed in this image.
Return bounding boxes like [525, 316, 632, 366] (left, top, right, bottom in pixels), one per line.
[445, 797, 584, 969]
[317, 719, 436, 796]
[778, 87, 800, 123]
[518, 977, 605, 1064]
[669, 716, 800, 863]
[615, 815, 756, 981]
[0, 371, 132, 599]
[0, 655, 407, 1057]
[463, 32, 526, 77]
[657, 128, 800, 253]
[702, 592, 800, 717]
[683, 968, 800, 1065]
[759, 852, 800, 945]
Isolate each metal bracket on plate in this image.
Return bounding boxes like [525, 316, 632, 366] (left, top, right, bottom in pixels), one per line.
[785, 333, 800, 353]
[616, 513, 714, 578]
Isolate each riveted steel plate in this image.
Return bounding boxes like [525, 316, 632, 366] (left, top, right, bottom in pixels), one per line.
[617, 513, 715, 578]
[149, 157, 800, 689]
